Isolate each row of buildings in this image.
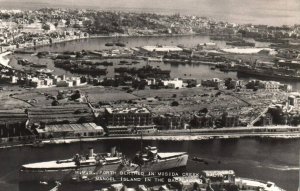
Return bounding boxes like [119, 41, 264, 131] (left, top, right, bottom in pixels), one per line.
[1, 71, 87, 88]
[2, 89, 300, 139]
[201, 78, 292, 92]
[0, 103, 244, 139]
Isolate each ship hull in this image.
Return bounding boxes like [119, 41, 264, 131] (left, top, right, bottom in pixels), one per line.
[19, 163, 122, 182]
[237, 69, 300, 81]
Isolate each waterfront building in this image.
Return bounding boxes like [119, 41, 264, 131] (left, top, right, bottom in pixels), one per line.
[279, 84, 293, 92]
[35, 123, 103, 138]
[0, 110, 28, 138]
[202, 170, 235, 184]
[228, 80, 243, 90]
[259, 81, 281, 91]
[26, 77, 55, 88]
[288, 93, 300, 110]
[221, 111, 240, 127]
[56, 19, 67, 28]
[56, 80, 73, 87]
[260, 112, 274, 126]
[201, 78, 222, 88]
[154, 113, 186, 130]
[102, 107, 155, 135]
[140, 45, 183, 53]
[235, 178, 283, 191]
[10, 76, 18, 84]
[22, 22, 44, 33]
[27, 104, 94, 128]
[191, 113, 214, 128]
[197, 42, 217, 50]
[171, 176, 203, 191]
[245, 80, 290, 92]
[161, 78, 184, 89]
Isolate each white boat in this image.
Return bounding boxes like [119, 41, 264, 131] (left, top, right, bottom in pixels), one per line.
[37, 68, 54, 74]
[127, 146, 188, 173]
[19, 148, 124, 182]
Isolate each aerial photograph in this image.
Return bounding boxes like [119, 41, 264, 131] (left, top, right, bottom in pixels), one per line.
[0, 0, 300, 190]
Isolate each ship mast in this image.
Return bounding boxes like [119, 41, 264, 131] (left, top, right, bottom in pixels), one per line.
[298, 151, 300, 191]
[140, 131, 143, 153]
[140, 131, 143, 174]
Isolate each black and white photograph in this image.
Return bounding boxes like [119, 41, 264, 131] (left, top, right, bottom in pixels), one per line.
[0, 0, 299, 190]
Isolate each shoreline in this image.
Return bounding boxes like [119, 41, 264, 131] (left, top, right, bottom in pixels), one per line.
[0, 51, 12, 68]
[13, 32, 211, 52]
[1, 130, 300, 150]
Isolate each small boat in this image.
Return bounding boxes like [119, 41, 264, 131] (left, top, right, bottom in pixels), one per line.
[105, 42, 114, 46]
[120, 60, 129, 64]
[192, 157, 205, 162]
[37, 69, 54, 74]
[210, 67, 216, 70]
[49, 181, 61, 191]
[18, 59, 31, 66]
[147, 57, 163, 62]
[32, 140, 45, 148]
[39, 181, 48, 185]
[30, 63, 47, 68]
[132, 61, 140, 64]
[127, 146, 189, 173]
[115, 42, 126, 47]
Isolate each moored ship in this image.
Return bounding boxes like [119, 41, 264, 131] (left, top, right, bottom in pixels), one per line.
[226, 40, 255, 47]
[19, 148, 124, 182]
[237, 64, 300, 81]
[127, 146, 188, 173]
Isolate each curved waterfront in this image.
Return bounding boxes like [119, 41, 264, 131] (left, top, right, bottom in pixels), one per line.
[10, 34, 300, 90]
[0, 138, 298, 191]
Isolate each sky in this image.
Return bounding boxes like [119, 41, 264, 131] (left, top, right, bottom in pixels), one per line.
[0, 0, 299, 26]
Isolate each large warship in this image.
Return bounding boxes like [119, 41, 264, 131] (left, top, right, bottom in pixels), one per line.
[237, 64, 300, 81]
[19, 148, 124, 182]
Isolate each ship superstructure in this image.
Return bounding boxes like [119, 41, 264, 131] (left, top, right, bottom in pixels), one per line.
[128, 146, 188, 173]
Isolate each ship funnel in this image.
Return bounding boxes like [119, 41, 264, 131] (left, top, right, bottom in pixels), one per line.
[89, 148, 94, 157]
[111, 146, 116, 156]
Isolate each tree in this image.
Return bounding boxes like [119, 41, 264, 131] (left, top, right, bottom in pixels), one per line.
[83, 20, 92, 27]
[51, 99, 59, 106]
[171, 101, 179, 107]
[65, 19, 70, 26]
[42, 24, 50, 31]
[200, 108, 208, 114]
[71, 90, 81, 100]
[78, 117, 87, 123]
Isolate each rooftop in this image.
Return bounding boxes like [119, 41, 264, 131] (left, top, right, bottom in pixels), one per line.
[141, 46, 183, 52]
[0, 110, 27, 124]
[36, 123, 103, 134]
[28, 104, 94, 125]
[106, 107, 150, 114]
[202, 170, 235, 177]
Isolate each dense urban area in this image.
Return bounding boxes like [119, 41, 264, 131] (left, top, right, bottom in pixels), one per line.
[0, 8, 300, 143]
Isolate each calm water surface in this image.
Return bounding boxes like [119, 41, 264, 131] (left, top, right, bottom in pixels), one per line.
[15, 35, 300, 90]
[0, 139, 299, 191]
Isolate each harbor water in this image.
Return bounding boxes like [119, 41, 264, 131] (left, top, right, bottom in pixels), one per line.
[0, 138, 299, 191]
[12, 35, 300, 90]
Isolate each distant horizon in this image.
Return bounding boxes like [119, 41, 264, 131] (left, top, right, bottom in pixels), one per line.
[0, 0, 299, 26]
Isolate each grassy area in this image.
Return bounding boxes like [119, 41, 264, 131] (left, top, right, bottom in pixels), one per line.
[0, 89, 32, 110]
[83, 86, 137, 103]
